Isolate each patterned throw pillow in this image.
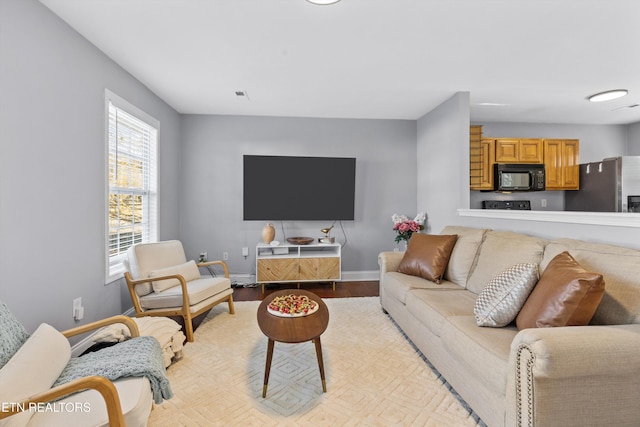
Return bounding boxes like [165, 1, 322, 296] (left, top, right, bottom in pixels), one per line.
[474, 263, 539, 327]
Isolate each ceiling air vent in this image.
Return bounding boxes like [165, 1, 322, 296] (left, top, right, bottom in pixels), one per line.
[235, 90, 250, 100]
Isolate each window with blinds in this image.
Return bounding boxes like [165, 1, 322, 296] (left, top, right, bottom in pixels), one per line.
[106, 90, 158, 281]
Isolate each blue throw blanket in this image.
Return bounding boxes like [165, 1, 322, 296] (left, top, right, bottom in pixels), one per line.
[0, 300, 30, 368]
[54, 336, 173, 404]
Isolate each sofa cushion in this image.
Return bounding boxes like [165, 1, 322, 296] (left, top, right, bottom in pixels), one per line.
[397, 234, 458, 284]
[383, 272, 464, 305]
[149, 260, 201, 292]
[407, 289, 477, 337]
[516, 251, 605, 330]
[466, 231, 546, 294]
[441, 315, 517, 396]
[0, 323, 71, 427]
[140, 276, 231, 310]
[543, 238, 640, 325]
[474, 263, 539, 327]
[441, 226, 488, 287]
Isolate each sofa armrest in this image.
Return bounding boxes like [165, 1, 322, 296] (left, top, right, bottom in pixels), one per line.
[0, 376, 125, 427]
[378, 251, 405, 275]
[507, 324, 640, 426]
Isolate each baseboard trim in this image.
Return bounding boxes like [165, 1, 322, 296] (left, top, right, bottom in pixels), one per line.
[340, 270, 379, 281]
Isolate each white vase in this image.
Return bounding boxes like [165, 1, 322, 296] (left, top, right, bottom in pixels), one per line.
[394, 240, 408, 252]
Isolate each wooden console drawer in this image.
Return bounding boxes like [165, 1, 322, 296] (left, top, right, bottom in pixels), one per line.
[257, 258, 299, 282]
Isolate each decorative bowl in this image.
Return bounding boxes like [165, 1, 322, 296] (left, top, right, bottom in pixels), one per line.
[287, 237, 314, 245]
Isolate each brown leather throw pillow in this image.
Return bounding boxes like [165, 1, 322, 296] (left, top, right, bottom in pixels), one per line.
[516, 251, 605, 330]
[397, 234, 458, 284]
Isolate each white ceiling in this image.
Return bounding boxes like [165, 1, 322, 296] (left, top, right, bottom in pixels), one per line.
[40, 0, 640, 125]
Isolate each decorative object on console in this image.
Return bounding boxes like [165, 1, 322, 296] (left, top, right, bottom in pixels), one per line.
[261, 223, 276, 244]
[286, 237, 314, 245]
[319, 224, 335, 243]
[392, 212, 426, 244]
[474, 263, 539, 327]
[516, 251, 605, 329]
[397, 233, 458, 284]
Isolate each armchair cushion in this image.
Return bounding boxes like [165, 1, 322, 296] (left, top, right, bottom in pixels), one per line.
[139, 277, 231, 310]
[149, 260, 201, 292]
[127, 240, 188, 296]
[28, 376, 152, 427]
[0, 323, 70, 427]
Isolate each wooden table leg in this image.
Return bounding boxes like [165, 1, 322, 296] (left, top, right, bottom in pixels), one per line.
[262, 339, 275, 397]
[313, 337, 327, 392]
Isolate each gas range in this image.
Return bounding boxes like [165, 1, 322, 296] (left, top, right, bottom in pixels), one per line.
[482, 200, 531, 210]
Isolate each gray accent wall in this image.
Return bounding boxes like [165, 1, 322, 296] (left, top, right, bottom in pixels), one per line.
[629, 122, 640, 155]
[179, 115, 416, 275]
[0, 0, 182, 332]
[416, 92, 471, 233]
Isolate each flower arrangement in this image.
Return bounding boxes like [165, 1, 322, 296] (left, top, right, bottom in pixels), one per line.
[392, 212, 426, 244]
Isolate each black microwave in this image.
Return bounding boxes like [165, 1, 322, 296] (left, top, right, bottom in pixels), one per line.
[494, 163, 545, 191]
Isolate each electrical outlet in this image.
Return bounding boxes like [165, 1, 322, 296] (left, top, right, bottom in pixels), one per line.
[73, 297, 82, 317]
[223, 251, 229, 260]
[73, 297, 84, 320]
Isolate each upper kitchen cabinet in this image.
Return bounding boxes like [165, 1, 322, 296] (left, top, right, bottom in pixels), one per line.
[495, 138, 544, 163]
[544, 139, 580, 190]
[470, 126, 495, 190]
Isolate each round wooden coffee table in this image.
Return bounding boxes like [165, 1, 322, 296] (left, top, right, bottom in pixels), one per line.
[257, 289, 329, 398]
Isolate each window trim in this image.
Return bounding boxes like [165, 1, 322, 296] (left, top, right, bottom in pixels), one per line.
[104, 89, 160, 284]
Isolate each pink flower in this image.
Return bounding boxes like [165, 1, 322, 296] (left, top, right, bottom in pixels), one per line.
[391, 212, 427, 244]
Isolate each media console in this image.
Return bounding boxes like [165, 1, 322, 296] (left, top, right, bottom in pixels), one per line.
[255, 242, 341, 292]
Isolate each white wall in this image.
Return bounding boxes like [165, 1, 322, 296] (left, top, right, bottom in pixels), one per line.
[0, 0, 182, 332]
[179, 115, 417, 276]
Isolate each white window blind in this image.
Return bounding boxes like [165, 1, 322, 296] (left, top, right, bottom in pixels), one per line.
[106, 91, 158, 282]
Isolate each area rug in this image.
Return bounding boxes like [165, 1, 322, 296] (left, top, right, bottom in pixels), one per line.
[148, 297, 482, 426]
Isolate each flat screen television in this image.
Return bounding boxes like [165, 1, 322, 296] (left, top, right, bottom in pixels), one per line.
[243, 155, 356, 221]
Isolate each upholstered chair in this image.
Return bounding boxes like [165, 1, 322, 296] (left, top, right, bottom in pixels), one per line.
[124, 240, 235, 342]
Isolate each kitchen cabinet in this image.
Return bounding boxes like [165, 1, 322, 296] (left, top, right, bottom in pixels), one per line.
[543, 139, 579, 190]
[495, 138, 544, 164]
[470, 126, 495, 190]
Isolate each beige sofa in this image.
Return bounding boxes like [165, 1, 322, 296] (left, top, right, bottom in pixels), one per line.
[379, 226, 640, 427]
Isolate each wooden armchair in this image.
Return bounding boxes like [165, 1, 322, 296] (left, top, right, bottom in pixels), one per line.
[0, 311, 153, 427]
[124, 240, 235, 342]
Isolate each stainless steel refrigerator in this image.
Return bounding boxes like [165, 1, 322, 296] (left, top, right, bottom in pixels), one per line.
[564, 156, 640, 212]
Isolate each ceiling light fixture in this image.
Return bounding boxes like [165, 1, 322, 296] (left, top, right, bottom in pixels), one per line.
[587, 89, 628, 102]
[306, 0, 341, 5]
